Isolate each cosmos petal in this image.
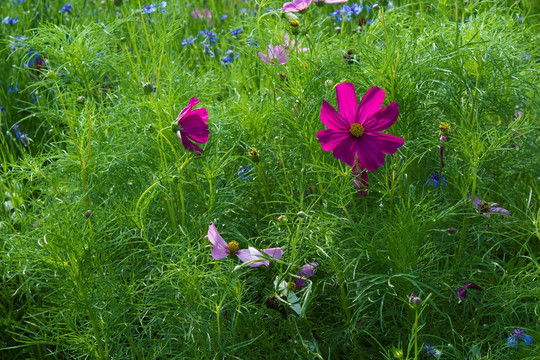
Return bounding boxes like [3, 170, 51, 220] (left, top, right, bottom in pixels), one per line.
[206, 223, 229, 260]
[335, 82, 358, 124]
[181, 115, 209, 143]
[357, 87, 385, 125]
[316, 128, 351, 151]
[363, 102, 399, 132]
[320, 100, 350, 130]
[236, 247, 269, 267]
[362, 132, 404, 154]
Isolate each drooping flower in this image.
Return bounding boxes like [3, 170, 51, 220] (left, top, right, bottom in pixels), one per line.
[294, 261, 319, 290]
[173, 97, 209, 154]
[316, 83, 404, 173]
[470, 195, 512, 218]
[425, 173, 446, 187]
[258, 45, 288, 65]
[206, 223, 283, 267]
[283, 0, 313, 12]
[507, 328, 533, 348]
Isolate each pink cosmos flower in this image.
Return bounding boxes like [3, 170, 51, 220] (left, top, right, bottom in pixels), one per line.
[258, 45, 289, 65]
[294, 261, 319, 290]
[206, 223, 283, 267]
[316, 83, 404, 172]
[313, 0, 349, 4]
[282, 33, 309, 52]
[175, 97, 209, 154]
[283, 0, 312, 12]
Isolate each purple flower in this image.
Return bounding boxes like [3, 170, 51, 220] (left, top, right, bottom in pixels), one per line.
[294, 262, 319, 290]
[425, 173, 446, 187]
[199, 30, 220, 44]
[409, 293, 422, 305]
[457, 288, 467, 301]
[206, 223, 283, 267]
[470, 195, 512, 218]
[59, 3, 72, 13]
[507, 328, 533, 348]
[221, 50, 238, 65]
[2, 17, 19, 25]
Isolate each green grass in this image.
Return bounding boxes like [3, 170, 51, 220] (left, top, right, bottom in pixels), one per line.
[1, 0, 539, 359]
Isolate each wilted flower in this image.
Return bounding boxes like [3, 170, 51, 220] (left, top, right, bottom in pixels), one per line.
[316, 83, 404, 178]
[507, 328, 533, 348]
[470, 194, 512, 218]
[425, 173, 446, 187]
[457, 283, 482, 301]
[206, 223, 283, 267]
[295, 262, 319, 290]
[173, 97, 209, 154]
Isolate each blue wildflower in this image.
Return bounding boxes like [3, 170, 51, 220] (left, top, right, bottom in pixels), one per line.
[181, 36, 197, 46]
[202, 43, 215, 57]
[59, 3, 72, 13]
[237, 164, 254, 181]
[350, 3, 363, 14]
[425, 173, 446, 187]
[2, 17, 19, 25]
[247, 36, 258, 47]
[230, 28, 243, 36]
[222, 50, 238, 66]
[0, 105, 5, 112]
[8, 83, 20, 93]
[220, 14, 228, 21]
[508, 328, 533, 349]
[329, 10, 342, 23]
[13, 0, 25, 5]
[12, 125, 31, 146]
[423, 343, 441, 358]
[199, 30, 220, 44]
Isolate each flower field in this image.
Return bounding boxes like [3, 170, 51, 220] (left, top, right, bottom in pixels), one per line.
[1, 0, 539, 359]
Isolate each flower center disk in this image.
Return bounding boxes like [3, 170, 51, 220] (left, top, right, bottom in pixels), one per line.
[349, 123, 364, 138]
[227, 241, 239, 254]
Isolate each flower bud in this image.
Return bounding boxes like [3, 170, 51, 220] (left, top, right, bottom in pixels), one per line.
[409, 293, 422, 305]
[84, 210, 93, 218]
[447, 227, 457, 234]
[283, 12, 298, 22]
[297, 211, 307, 218]
[77, 96, 86, 105]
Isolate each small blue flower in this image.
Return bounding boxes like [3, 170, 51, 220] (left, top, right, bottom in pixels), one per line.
[12, 125, 31, 146]
[202, 43, 215, 57]
[199, 30, 220, 44]
[425, 173, 446, 187]
[8, 83, 20, 93]
[59, 3, 72, 13]
[2, 17, 19, 25]
[222, 50, 238, 66]
[220, 14, 228, 21]
[13, 0, 25, 5]
[229, 28, 243, 36]
[0, 105, 5, 112]
[423, 343, 441, 358]
[181, 36, 197, 46]
[237, 164, 254, 181]
[247, 36, 258, 47]
[507, 328, 533, 349]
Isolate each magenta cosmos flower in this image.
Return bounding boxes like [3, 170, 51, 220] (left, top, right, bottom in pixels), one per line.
[317, 83, 404, 172]
[283, 0, 312, 12]
[258, 44, 289, 65]
[206, 223, 283, 267]
[175, 97, 209, 154]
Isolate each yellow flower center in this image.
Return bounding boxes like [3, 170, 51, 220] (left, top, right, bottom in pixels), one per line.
[227, 241, 239, 254]
[439, 122, 450, 134]
[349, 123, 364, 138]
[479, 201, 490, 213]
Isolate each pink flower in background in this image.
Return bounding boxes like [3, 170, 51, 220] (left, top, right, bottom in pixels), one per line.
[313, 0, 349, 3]
[206, 223, 283, 267]
[258, 44, 289, 65]
[283, 0, 312, 12]
[282, 33, 309, 52]
[175, 97, 209, 154]
[317, 83, 404, 172]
